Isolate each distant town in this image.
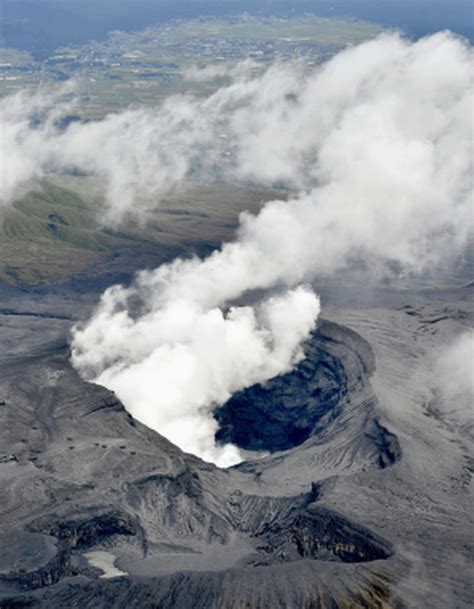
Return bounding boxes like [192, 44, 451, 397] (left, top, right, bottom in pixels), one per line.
[0, 15, 380, 117]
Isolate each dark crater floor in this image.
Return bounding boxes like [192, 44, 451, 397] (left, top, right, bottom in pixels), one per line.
[215, 320, 398, 458]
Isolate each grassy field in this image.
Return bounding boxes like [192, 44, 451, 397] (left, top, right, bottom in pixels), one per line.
[0, 177, 283, 285]
[173, 16, 381, 45]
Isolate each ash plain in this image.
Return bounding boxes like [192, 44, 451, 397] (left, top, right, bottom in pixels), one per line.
[0, 229, 472, 609]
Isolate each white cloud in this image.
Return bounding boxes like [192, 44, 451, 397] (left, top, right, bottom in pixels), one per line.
[3, 32, 470, 464]
[2, 32, 471, 246]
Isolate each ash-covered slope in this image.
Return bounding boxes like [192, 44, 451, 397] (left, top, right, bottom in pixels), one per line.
[0, 287, 471, 609]
[0, 310, 402, 609]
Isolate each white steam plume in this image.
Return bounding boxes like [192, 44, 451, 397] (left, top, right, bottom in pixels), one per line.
[431, 331, 474, 442]
[73, 285, 319, 466]
[13, 32, 467, 465]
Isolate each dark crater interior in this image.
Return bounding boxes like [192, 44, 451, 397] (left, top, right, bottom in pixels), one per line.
[215, 320, 376, 452]
[252, 505, 393, 565]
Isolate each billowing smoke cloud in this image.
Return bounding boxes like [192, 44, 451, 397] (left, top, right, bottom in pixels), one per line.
[73, 285, 319, 465]
[5, 32, 469, 465]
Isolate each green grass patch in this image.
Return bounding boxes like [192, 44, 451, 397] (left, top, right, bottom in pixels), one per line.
[0, 177, 283, 285]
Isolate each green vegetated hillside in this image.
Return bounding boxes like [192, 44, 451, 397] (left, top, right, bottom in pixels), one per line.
[0, 177, 280, 285]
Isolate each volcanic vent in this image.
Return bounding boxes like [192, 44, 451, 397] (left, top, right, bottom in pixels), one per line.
[215, 320, 401, 470]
